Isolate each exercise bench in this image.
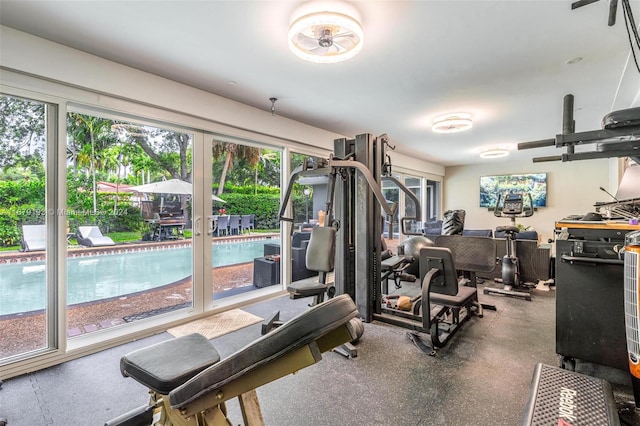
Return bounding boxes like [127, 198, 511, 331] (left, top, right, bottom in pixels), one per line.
[105, 294, 359, 426]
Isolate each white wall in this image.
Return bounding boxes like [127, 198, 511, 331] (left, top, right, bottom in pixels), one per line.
[444, 158, 610, 243]
[0, 25, 443, 177]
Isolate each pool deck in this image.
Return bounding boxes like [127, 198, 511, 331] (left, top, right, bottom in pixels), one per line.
[0, 232, 279, 264]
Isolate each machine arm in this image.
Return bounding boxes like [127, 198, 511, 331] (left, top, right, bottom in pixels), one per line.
[381, 175, 423, 236]
[278, 156, 395, 228]
[278, 163, 332, 225]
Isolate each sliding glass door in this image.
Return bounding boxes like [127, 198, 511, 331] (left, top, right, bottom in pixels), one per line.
[209, 137, 282, 299]
[0, 94, 56, 361]
[65, 112, 194, 338]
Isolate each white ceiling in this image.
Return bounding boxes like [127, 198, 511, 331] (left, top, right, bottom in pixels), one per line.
[1, 0, 638, 166]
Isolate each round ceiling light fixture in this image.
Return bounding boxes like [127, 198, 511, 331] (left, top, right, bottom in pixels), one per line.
[288, 4, 364, 64]
[431, 113, 473, 133]
[479, 147, 510, 159]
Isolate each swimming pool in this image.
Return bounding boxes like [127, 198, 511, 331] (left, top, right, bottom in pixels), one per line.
[0, 238, 279, 316]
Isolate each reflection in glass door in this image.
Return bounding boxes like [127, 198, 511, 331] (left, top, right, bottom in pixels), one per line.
[65, 113, 194, 337]
[382, 173, 401, 239]
[0, 94, 53, 360]
[404, 175, 422, 233]
[209, 138, 281, 298]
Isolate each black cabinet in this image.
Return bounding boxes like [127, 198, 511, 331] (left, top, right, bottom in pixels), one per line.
[555, 239, 626, 370]
[253, 257, 280, 288]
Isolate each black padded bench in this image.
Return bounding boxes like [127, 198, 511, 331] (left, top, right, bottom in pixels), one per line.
[522, 363, 620, 426]
[107, 295, 359, 426]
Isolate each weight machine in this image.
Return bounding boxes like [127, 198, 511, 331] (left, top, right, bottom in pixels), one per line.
[280, 133, 479, 355]
[278, 133, 422, 323]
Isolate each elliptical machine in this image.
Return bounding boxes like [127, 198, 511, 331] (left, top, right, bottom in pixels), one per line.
[484, 192, 534, 301]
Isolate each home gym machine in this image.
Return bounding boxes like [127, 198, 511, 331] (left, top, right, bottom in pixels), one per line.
[277, 134, 421, 321]
[485, 192, 535, 301]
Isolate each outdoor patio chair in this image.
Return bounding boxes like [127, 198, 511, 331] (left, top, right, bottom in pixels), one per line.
[76, 226, 115, 247]
[240, 214, 254, 234]
[214, 215, 229, 236]
[229, 215, 240, 235]
[20, 224, 46, 252]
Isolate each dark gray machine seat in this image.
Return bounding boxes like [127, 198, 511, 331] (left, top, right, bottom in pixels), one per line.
[121, 333, 221, 395]
[287, 226, 336, 301]
[287, 279, 329, 297]
[430, 284, 476, 307]
[170, 294, 358, 408]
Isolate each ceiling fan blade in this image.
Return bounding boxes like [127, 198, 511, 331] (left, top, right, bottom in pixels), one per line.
[333, 32, 355, 39]
[295, 33, 319, 50]
[333, 38, 355, 51]
[310, 45, 330, 56]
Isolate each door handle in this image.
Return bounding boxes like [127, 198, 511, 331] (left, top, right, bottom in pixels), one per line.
[194, 216, 202, 236]
[207, 215, 217, 236]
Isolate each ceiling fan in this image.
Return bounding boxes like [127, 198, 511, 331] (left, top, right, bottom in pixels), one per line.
[287, 10, 364, 63]
[293, 24, 358, 56]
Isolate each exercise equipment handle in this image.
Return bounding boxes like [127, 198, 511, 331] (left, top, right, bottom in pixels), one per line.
[518, 138, 555, 150]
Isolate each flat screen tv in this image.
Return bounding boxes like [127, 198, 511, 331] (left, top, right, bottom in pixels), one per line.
[480, 173, 547, 208]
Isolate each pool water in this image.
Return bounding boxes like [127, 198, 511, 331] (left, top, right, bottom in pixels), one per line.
[0, 238, 279, 316]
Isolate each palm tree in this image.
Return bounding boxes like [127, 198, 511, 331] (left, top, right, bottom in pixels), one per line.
[255, 151, 278, 194]
[68, 113, 116, 213]
[212, 141, 260, 195]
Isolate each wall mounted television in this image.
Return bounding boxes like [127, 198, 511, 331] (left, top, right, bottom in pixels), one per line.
[480, 173, 547, 208]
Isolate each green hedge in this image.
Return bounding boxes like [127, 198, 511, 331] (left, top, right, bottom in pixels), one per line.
[0, 177, 144, 247]
[214, 193, 281, 230]
[0, 176, 309, 245]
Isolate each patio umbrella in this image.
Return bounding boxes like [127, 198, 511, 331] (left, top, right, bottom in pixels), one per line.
[130, 179, 192, 195]
[130, 179, 193, 212]
[131, 179, 227, 204]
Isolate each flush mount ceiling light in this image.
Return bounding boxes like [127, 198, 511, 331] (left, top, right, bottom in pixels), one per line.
[479, 148, 510, 159]
[288, 4, 364, 64]
[431, 113, 473, 133]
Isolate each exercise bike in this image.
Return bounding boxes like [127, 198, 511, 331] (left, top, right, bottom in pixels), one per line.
[484, 192, 534, 301]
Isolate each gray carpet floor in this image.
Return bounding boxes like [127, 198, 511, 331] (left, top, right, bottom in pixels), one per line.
[1, 283, 638, 425]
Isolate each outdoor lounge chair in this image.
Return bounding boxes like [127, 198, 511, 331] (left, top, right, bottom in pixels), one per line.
[20, 224, 46, 252]
[77, 226, 115, 247]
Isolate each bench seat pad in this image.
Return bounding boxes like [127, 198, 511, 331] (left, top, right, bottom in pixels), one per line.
[121, 333, 221, 395]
